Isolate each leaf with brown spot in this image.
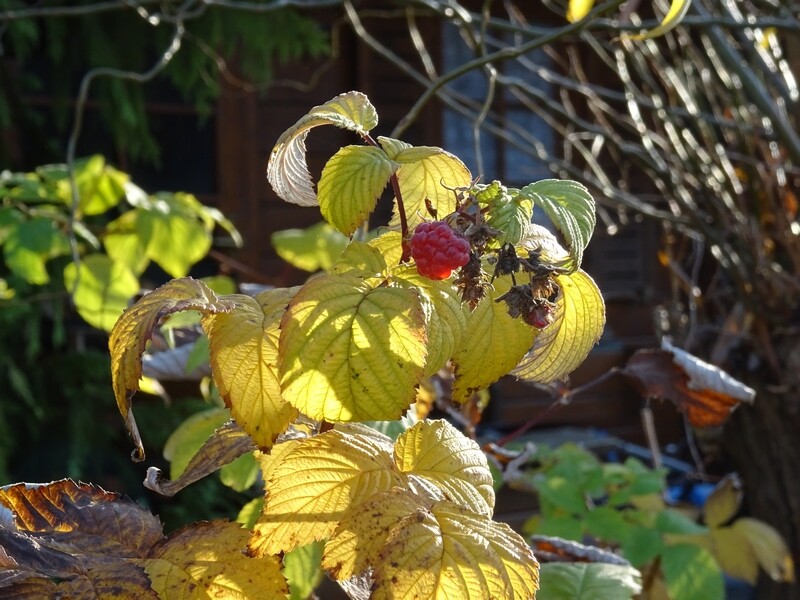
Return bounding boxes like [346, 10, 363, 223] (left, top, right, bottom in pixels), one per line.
[109, 277, 235, 460]
[143, 520, 287, 599]
[620, 346, 755, 428]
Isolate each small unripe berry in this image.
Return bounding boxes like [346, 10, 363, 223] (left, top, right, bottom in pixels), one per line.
[410, 221, 471, 280]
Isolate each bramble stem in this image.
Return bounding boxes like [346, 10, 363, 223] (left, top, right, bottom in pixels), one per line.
[362, 133, 411, 262]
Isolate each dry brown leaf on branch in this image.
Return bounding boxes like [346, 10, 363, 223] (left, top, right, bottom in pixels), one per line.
[620, 339, 755, 427]
[0, 479, 287, 599]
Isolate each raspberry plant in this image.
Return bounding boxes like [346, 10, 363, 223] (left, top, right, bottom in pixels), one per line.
[102, 91, 605, 598]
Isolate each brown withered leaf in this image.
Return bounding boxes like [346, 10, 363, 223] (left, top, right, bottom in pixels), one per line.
[144, 419, 256, 497]
[620, 345, 755, 428]
[530, 535, 631, 566]
[0, 479, 162, 599]
[0, 479, 287, 599]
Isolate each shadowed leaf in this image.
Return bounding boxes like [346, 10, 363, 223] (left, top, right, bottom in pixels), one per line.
[144, 420, 256, 497]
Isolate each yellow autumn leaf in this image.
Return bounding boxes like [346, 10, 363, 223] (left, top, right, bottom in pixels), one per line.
[709, 526, 759, 585]
[143, 520, 287, 599]
[625, 0, 692, 40]
[394, 265, 468, 376]
[318, 146, 398, 235]
[109, 277, 235, 460]
[703, 474, 742, 528]
[331, 240, 388, 276]
[567, 0, 594, 23]
[732, 518, 795, 583]
[368, 229, 404, 269]
[248, 429, 403, 556]
[379, 138, 472, 229]
[513, 270, 605, 383]
[203, 288, 300, 449]
[451, 279, 536, 403]
[322, 488, 421, 581]
[279, 274, 427, 421]
[394, 419, 495, 516]
[372, 500, 539, 600]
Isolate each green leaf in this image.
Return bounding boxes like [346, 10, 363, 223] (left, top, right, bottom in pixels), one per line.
[74, 155, 128, 216]
[533, 515, 585, 541]
[533, 474, 589, 516]
[537, 563, 642, 600]
[236, 498, 264, 529]
[661, 544, 725, 600]
[655, 509, 708, 535]
[383, 141, 473, 229]
[279, 274, 427, 421]
[284, 542, 324, 600]
[513, 270, 605, 383]
[584, 506, 634, 542]
[219, 451, 259, 492]
[138, 200, 212, 278]
[520, 179, 596, 271]
[621, 525, 664, 567]
[268, 91, 378, 207]
[451, 278, 535, 403]
[318, 145, 397, 235]
[184, 334, 210, 375]
[163, 407, 230, 480]
[331, 241, 388, 276]
[477, 182, 534, 245]
[3, 217, 70, 284]
[63, 254, 140, 332]
[272, 222, 348, 272]
[0, 207, 25, 245]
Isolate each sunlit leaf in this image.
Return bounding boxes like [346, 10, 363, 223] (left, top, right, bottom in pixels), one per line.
[272, 222, 348, 272]
[566, 0, 594, 23]
[74, 155, 128, 216]
[204, 288, 300, 448]
[513, 270, 605, 383]
[452, 280, 536, 403]
[109, 278, 235, 460]
[732, 518, 795, 583]
[703, 474, 742, 528]
[279, 274, 427, 421]
[537, 563, 642, 600]
[331, 240, 388, 276]
[381, 140, 472, 229]
[368, 229, 404, 268]
[394, 265, 468, 376]
[371, 500, 539, 600]
[478, 181, 534, 246]
[64, 254, 140, 332]
[660, 544, 724, 600]
[219, 451, 259, 493]
[236, 498, 264, 529]
[318, 145, 397, 235]
[248, 429, 402, 556]
[394, 420, 495, 516]
[520, 179, 596, 271]
[143, 521, 287, 599]
[625, 0, 692, 40]
[268, 91, 378, 207]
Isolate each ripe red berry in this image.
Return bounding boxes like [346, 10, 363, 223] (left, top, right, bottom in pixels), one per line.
[410, 221, 471, 280]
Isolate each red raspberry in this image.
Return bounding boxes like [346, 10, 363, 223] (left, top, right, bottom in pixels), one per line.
[410, 221, 471, 280]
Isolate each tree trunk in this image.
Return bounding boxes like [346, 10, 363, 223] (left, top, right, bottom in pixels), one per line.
[723, 372, 800, 599]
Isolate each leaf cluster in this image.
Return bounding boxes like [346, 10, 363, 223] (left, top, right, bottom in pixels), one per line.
[521, 445, 795, 599]
[101, 91, 608, 598]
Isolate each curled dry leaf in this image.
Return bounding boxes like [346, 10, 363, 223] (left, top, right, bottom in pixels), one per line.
[620, 341, 755, 428]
